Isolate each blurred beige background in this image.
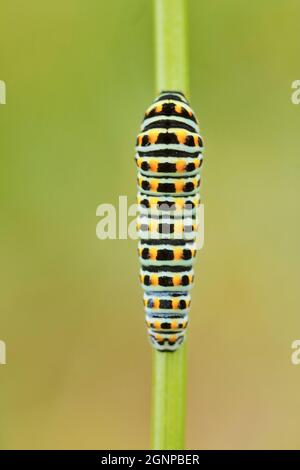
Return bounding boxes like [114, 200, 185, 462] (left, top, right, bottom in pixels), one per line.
[0, 0, 300, 449]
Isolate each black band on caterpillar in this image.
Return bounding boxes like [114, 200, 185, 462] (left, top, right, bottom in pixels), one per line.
[136, 91, 204, 352]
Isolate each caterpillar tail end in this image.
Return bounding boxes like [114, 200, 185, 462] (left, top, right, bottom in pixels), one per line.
[149, 331, 186, 352]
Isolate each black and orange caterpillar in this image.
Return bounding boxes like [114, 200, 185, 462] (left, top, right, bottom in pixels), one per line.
[136, 91, 204, 351]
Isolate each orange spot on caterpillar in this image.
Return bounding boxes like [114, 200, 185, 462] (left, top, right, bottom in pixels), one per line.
[175, 104, 182, 114]
[176, 199, 185, 210]
[151, 275, 159, 286]
[149, 220, 158, 232]
[149, 160, 158, 172]
[176, 160, 186, 172]
[173, 248, 182, 260]
[148, 131, 159, 144]
[174, 221, 184, 234]
[175, 181, 184, 193]
[149, 248, 157, 260]
[150, 197, 158, 207]
[168, 335, 177, 343]
[176, 130, 187, 144]
[150, 180, 159, 191]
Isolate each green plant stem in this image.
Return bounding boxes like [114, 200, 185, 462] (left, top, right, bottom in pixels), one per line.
[151, 0, 189, 450]
[154, 0, 189, 95]
[151, 347, 187, 449]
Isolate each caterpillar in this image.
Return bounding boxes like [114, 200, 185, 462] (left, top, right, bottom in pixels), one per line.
[136, 91, 204, 352]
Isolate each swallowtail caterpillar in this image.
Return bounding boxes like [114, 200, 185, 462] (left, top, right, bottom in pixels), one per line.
[136, 91, 204, 351]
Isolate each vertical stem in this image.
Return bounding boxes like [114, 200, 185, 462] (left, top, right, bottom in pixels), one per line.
[151, 0, 189, 450]
[151, 347, 187, 450]
[154, 0, 189, 95]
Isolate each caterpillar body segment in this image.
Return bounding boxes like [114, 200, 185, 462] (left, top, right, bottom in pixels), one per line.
[136, 91, 204, 351]
[138, 240, 197, 267]
[137, 171, 201, 196]
[137, 192, 201, 216]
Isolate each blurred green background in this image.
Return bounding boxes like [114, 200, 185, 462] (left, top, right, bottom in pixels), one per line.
[1, 0, 300, 450]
